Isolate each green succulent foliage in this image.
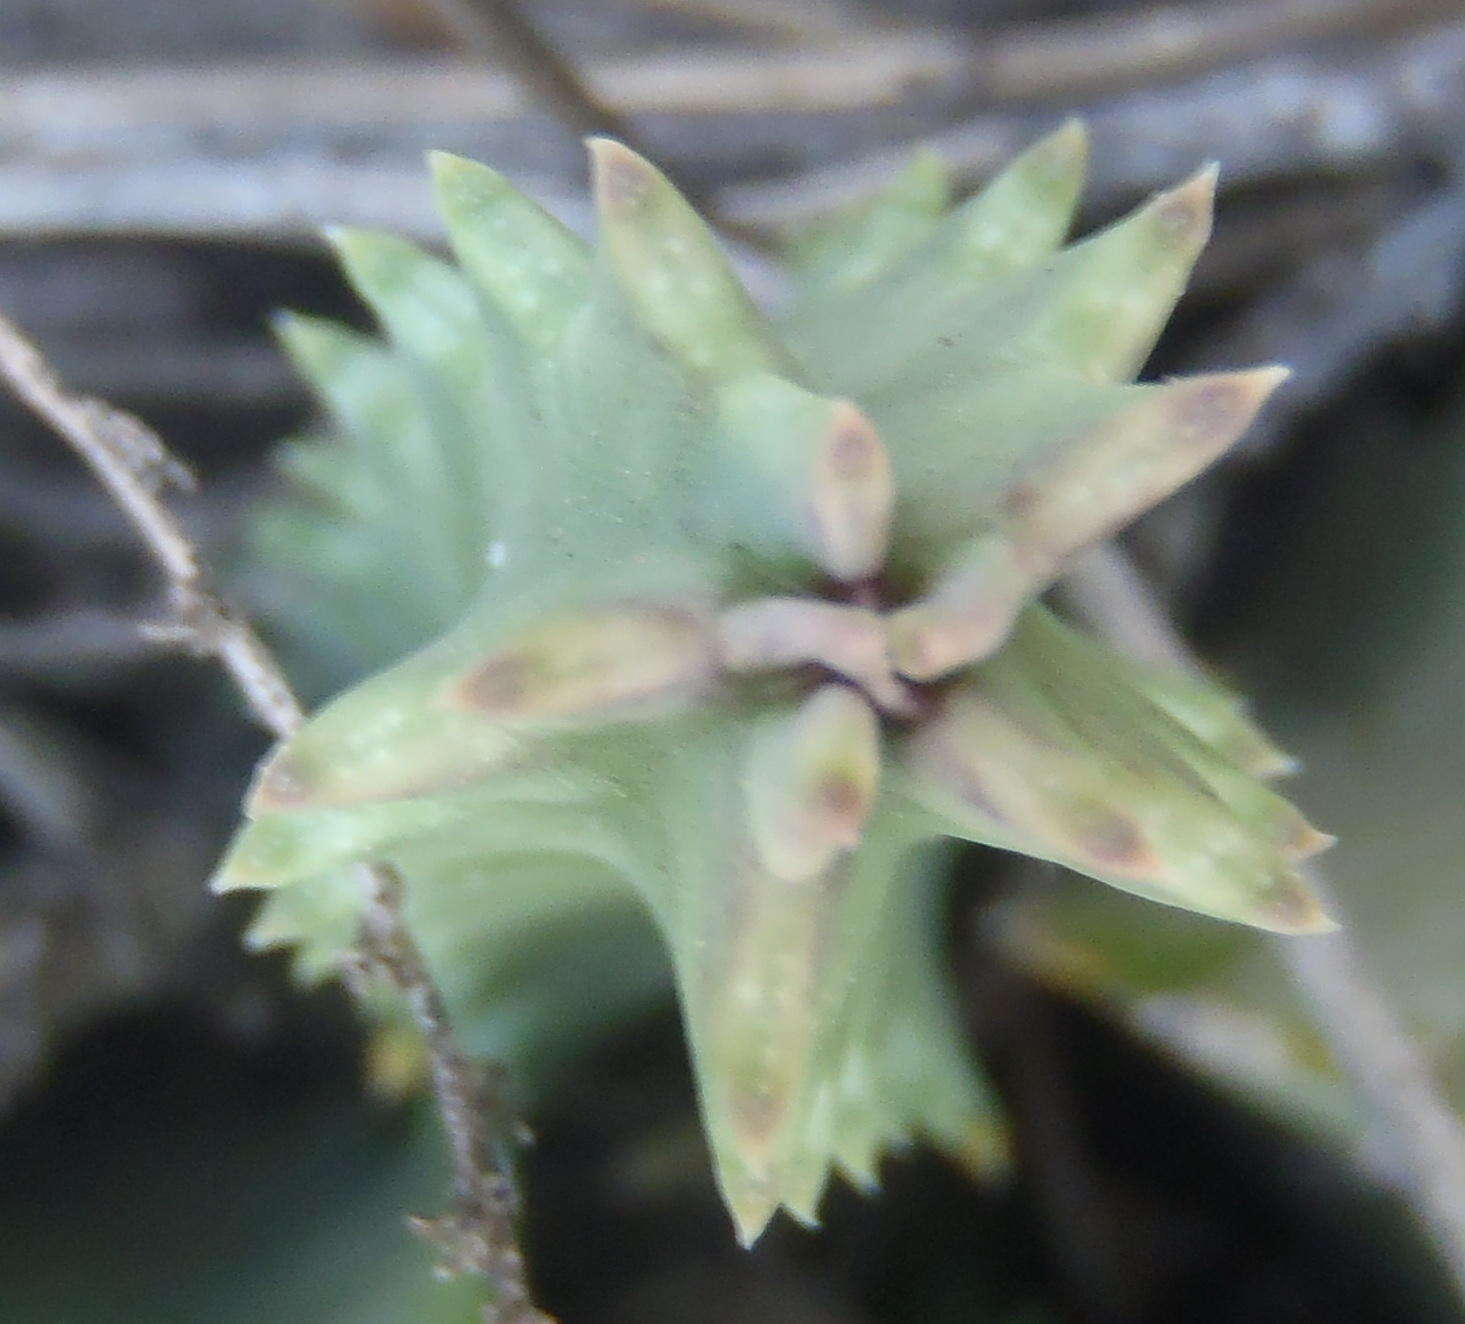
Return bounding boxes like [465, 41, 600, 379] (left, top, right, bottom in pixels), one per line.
[1004, 385, 1465, 1139]
[223, 126, 1331, 1243]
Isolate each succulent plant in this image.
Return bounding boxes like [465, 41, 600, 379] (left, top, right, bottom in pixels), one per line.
[218, 124, 1333, 1245]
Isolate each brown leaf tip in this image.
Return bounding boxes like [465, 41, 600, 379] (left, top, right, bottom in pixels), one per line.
[1262, 873, 1339, 935]
[1152, 163, 1218, 247]
[1287, 823, 1337, 862]
[589, 137, 654, 214]
[1068, 808, 1157, 876]
[1172, 366, 1289, 444]
[824, 403, 884, 482]
[248, 745, 312, 813]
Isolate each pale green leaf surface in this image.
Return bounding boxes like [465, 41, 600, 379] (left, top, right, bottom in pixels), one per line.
[429, 150, 592, 350]
[784, 121, 1085, 364]
[591, 139, 785, 381]
[784, 148, 952, 297]
[785, 158, 1210, 402]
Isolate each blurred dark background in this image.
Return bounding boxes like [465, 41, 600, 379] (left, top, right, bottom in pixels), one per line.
[3, 1, 1465, 1319]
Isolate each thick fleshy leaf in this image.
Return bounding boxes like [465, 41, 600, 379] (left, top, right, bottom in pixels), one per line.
[713, 373, 893, 581]
[886, 368, 1290, 666]
[239, 559, 720, 816]
[1004, 402, 1465, 1141]
[791, 121, 1089, 377]
[785, 148, 952, 297]
[591, 138, 784, 379]
[783, 120, 1089, 393]
[717, 597, 915, 717]
[1127, 666, 1298, 781]
[628, 717, 1000, 1242]
[791, 158, 1211, 402]
[217, 780, 616, 893]
[938, 119, 1087, 280]
[429, 150, 591, 350]
[325, 227, 543, 557]
[899, 609, 1333, 933]
[1007, 163, 1215, 382]
[268, 314, 479, 644]
[539, 262, 718, 556]
[741, 684, 881, 881]
[326, 228, 499, 399]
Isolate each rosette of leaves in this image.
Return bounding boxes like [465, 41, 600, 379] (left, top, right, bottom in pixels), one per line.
[218, 125, 1333, 1244]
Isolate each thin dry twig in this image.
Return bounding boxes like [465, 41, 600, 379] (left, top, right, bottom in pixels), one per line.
[352, 866, 547, 1323]
[420, 0, 638, 144]
[0, 314, 300, 736]
[8, 21, 1458, 245]
[958, 0, 1459, 104]
[1065, 543, 1465, 1304]
[419, 0, 768, 245]
[0, 309, 549, 1323]
[0, 608, 168, 671]
[628, 0, 862, 43]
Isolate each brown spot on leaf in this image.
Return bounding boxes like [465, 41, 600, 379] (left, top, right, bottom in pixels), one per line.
[451, 605, 713, 720]
[824, 405, 881, 480]
[457, 652, 532, 713]
[1262, 873, 1339, 934]
[815, 774, 870, 846]
[732, 1085, 790, 1160]
[1068, 805, 1157, 875]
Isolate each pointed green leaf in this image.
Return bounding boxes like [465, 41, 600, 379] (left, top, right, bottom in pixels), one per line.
[942, 118, 1088, 279]
[794, 159, 1212, 401]
[243, 559, 719, 816]
[742, 684, 882, 881]
[637, 719, 1000, 1243]
[590, 138, 783, 379]
[783, 121, 1088, 392]
[326, 227, 544, 561]
[325, 227, 501, 407]
[888, 368, 1290, 658]
[1012, 163, 1217, 382]
[784, 147, 952, 296]
[898, 609, 1333, 933]
[429, 150, 591, 350]
[271, 312, 478, 622]
[1128, 666, 1299, 781]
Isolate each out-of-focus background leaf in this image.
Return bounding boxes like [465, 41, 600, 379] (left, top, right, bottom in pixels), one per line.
[3, 0, 1465, 1319]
